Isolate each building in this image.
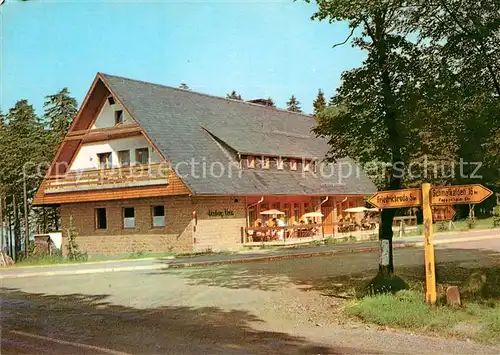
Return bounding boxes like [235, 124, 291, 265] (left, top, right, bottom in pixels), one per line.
[33, 73, 377, 255]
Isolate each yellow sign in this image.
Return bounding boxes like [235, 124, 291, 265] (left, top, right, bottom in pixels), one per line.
[431, 184, 493, 205]
[368, 188, 422, 209]
[432, 205, 456, 221]
[422, 183, 437, 305]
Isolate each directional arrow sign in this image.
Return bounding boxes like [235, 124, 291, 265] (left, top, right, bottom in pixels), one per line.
[368, 188, 422, 209]
[432, 205, 456, 221]
[431, 184, 493, 206]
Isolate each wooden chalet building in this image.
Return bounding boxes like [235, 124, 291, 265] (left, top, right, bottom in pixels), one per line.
[33, 73, 377, 255]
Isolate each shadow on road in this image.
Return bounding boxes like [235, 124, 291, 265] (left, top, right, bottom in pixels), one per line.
[160, 247, 500, 301]
[0, 287, 359, 354]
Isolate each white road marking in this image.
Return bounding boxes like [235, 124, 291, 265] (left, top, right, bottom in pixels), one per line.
[10, 330, 131, 355]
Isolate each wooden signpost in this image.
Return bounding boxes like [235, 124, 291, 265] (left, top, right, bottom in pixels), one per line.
[432, 205, 456, 222]
[367, 188, 422, 209]
[369, 183, 493, 305]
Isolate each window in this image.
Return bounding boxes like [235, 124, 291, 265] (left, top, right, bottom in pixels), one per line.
[283, 203, 291, 223]
[123, 207, 135, 228]
[240, 155, 247, 169]
[303, 160, 311, 172]
[247, 156, 255, 169]
[289, 159, 297, 171]
[152, 206, 165, 227]
[262, 156, 270, 169]
[135, 148, 149, 165]
[118, 150, 130, 167]
[276, 157, 284, 170]
[115, 110, 123, 125]
[96, 208, 107, 230]
[97, 152, 112, 169]
[293, 203, 300, 223]
[108, 96, 115, 105]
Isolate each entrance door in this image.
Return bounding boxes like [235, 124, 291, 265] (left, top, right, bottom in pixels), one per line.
[321, 206, 334, 236]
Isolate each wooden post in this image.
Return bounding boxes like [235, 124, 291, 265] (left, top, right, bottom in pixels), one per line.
[422, 183, 437, 305]
[0, 194, 4, 252]
[333, 202, 338, 236]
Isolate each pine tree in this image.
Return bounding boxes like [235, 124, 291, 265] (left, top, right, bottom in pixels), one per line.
[313, 89, 326, 117]
[328, 94, 335, 106]
[179, 83, 190, 90]
[226, 91, 243, 100]
[286, 95, 302, 113]
[265, 97, 276, 107]
[4, 100, 46, 258]
[44, 88, 78, 147]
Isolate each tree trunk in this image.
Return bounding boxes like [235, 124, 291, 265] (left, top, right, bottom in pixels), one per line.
[7, 209, 12, 257]
[373, 10, 403, 276]
[13, 195, 21, 260]
[379, 209, 396, 275]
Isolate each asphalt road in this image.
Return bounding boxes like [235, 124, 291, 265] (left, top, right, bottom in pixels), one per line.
[1, 228, 498, 280]
[1, 234, 500, 354]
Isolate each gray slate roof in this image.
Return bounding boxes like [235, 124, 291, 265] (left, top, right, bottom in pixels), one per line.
[101, 73, 376, 196]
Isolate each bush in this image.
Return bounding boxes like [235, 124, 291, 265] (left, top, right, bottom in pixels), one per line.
[437, 221, 448, 232]
[466, 218, 476, 229]
[66, 215, 88, 262]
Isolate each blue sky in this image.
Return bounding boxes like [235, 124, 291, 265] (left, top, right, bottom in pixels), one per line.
[1, 0, 364, 115]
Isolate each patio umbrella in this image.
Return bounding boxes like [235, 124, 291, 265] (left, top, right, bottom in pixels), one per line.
[260, 209, 285, 215]
[302, 211, 324, 218]
[344, 207, 368, 213]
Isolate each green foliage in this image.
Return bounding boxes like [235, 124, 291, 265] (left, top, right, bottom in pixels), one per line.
[436, 221, 448, 232]
[226, 91, 243, 100]
[66, 215, 87, 262]
[360, 274, 408, 297]
[346, 290, 500, 343]
[346, 290, 467, 329]
[312, 89, 326, 117]
[493, 205, 500, 227]
[44, 87, 78, 148]
[286, 95, 302, 113]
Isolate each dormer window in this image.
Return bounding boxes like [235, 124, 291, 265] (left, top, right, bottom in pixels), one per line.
[276, 157, 284, 170]
[247, 156, 255, 169]
[289, 159, 297, 171]
[115, 110, 123, 125]
[303, 160, 311, 172]
[262, 156, 270, 169]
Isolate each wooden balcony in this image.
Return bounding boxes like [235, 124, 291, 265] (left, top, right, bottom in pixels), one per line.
[44, 164, 170, 194]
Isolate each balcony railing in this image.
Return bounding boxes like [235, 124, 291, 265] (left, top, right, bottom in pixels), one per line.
[44, 164, 170, 194]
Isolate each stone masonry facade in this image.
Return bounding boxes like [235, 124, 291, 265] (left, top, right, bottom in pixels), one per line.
[60, 195, 248, 255]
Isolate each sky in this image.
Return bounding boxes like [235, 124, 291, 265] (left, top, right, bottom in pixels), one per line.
[0, 0, 365, 116]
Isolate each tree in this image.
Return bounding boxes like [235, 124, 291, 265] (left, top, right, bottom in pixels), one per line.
[226, 91, 243, 100]
[44, 88, 78, 148]
[179, 83, 190, 90]
[286, 95, 302, 113]
[3, 100, 47, 258]
[309, 0, 427, 276]
[312, 89, 326, 117]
